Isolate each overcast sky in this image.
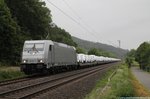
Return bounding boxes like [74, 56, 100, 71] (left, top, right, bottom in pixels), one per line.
[44, 0, 150, 50]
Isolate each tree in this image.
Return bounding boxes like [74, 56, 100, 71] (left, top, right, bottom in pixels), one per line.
[0, 0, 53, 65]
[125, 57, 134, 68]
[125, 49, 136, 67]
[48, 26, 77, 47]
[88, 48, 100, 56]
[0, 0, 21, 64]
[5, 0, 52, 39]
[127, 49, 136, 58]
[135, 42, 150, 70]
[88, 48, 116, 58]
[76, 47, 86, 54]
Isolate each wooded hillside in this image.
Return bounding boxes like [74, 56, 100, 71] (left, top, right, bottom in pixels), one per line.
[72, 37, 128, 58]
[0, 0, 76, 65]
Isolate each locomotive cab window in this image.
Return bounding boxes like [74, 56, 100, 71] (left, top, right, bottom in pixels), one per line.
[49, 45, 52, 51]
[24, 43, 44, 52]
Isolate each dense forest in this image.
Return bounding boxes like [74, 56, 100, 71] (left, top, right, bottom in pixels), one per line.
[126, 42, 150, 70]
[0, 0, 76, 65]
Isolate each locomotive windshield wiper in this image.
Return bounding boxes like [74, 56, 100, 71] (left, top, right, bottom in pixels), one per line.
[27, 44, 39, 53]
[32, 44, 39, 52]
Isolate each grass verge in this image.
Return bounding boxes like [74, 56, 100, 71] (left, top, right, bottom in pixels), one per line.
[85, 63, 134, 99]
[85, 66, 119, 99]
[0, 66, 25, 81]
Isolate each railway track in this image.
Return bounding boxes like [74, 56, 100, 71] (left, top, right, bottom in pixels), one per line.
[0, 64, 115, 99]
[0, 74, 41, 87]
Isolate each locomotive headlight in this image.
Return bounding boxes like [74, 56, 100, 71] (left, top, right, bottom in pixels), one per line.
[23, 60, 27, 63]
[38, 59, 43, 63]
[40, 59, 43, 63]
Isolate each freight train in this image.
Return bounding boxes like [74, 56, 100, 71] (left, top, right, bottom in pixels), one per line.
[21, 40, 120, 74]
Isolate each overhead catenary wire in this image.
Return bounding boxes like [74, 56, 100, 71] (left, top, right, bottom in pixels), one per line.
[62, 0, 81, 20]
[62, 0, 119, 47]
[46, 0, 118, 47]
[62, 0, 104, 42]
[46, 0, 102, 42]
[46, 0, 80, 25]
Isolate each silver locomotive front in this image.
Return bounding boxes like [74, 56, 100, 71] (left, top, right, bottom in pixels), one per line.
[21, 41, 46, 74]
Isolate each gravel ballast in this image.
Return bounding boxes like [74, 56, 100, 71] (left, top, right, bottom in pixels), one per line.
[35, 63, 118, 99]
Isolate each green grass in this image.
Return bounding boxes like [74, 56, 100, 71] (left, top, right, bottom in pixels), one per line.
[85, 63, 134, 99]
[0, 66, 25, 81]
[109, 66, 134, 97]
[85, 66, 118, 99]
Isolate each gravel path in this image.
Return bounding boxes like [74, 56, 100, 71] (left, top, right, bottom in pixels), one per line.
[131, 67, 150, 90]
